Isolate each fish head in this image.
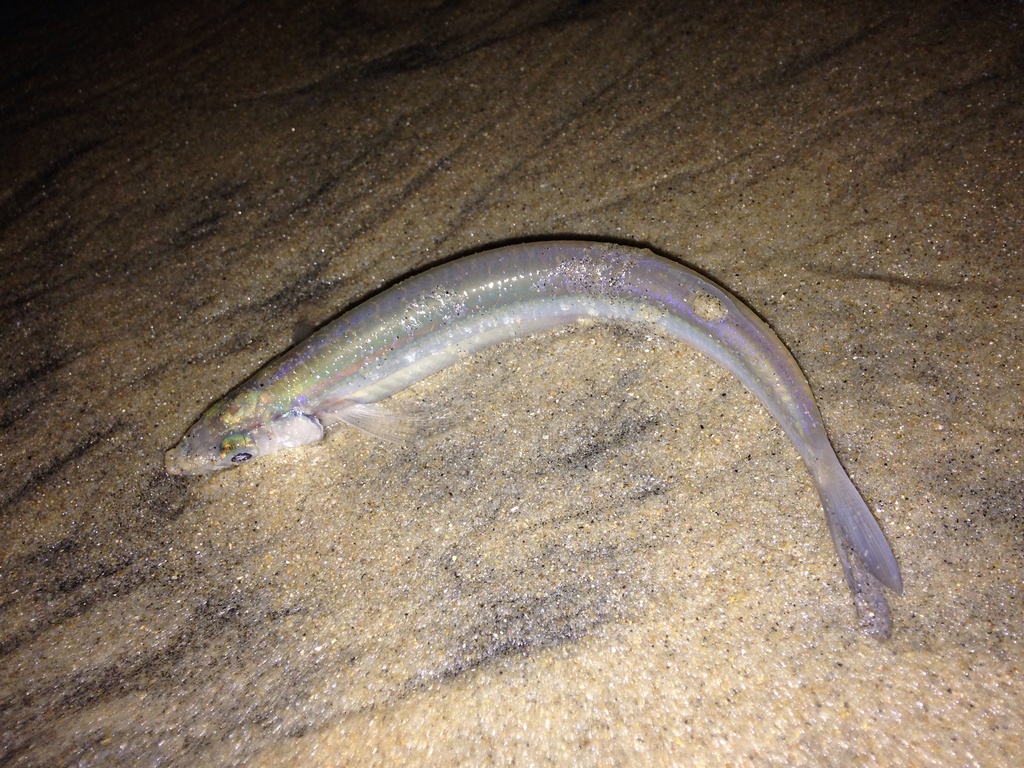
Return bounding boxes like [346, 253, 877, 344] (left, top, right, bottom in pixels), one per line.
[164, 419, 260, 475]
[165, 392, 323, 475]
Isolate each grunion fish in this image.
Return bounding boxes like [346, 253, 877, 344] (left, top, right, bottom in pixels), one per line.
[166, 241, 903, 634]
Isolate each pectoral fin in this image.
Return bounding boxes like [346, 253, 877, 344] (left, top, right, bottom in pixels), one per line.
[317, 398, 423, 443]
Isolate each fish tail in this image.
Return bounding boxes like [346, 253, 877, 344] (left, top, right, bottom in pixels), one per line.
[817, 468, 903, 637]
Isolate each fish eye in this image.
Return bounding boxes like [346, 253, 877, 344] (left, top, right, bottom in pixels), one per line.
[221, 434, 256, 465]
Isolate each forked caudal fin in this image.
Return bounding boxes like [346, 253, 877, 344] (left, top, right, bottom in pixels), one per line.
[816, 470, 903, 637]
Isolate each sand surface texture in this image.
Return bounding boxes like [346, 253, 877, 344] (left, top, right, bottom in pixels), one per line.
[2, 1, 1021, 765]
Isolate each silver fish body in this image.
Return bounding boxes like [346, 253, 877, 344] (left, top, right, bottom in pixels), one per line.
[166, 241, 902, 633]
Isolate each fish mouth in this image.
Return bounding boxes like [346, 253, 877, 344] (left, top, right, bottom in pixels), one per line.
[164, 444, 187, 475]
[164, 439, 217, 476]
[164, 442, 190, 475]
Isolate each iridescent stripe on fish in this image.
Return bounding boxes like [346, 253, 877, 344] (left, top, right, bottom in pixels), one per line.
[166, 241, 903, 635]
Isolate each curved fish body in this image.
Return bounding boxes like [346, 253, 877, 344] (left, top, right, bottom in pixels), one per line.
[166, 241, 902, 633]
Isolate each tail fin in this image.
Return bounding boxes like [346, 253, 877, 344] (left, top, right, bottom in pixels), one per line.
[817, 471, 903, 637]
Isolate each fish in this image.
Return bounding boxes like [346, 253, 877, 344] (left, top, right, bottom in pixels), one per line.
[166, 241, 903, 635]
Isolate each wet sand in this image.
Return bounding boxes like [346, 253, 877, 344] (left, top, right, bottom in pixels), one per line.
[2, 1, 1021, 765]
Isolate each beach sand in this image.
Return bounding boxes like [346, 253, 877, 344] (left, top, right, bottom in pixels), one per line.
[1, 1, 1021, 764]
